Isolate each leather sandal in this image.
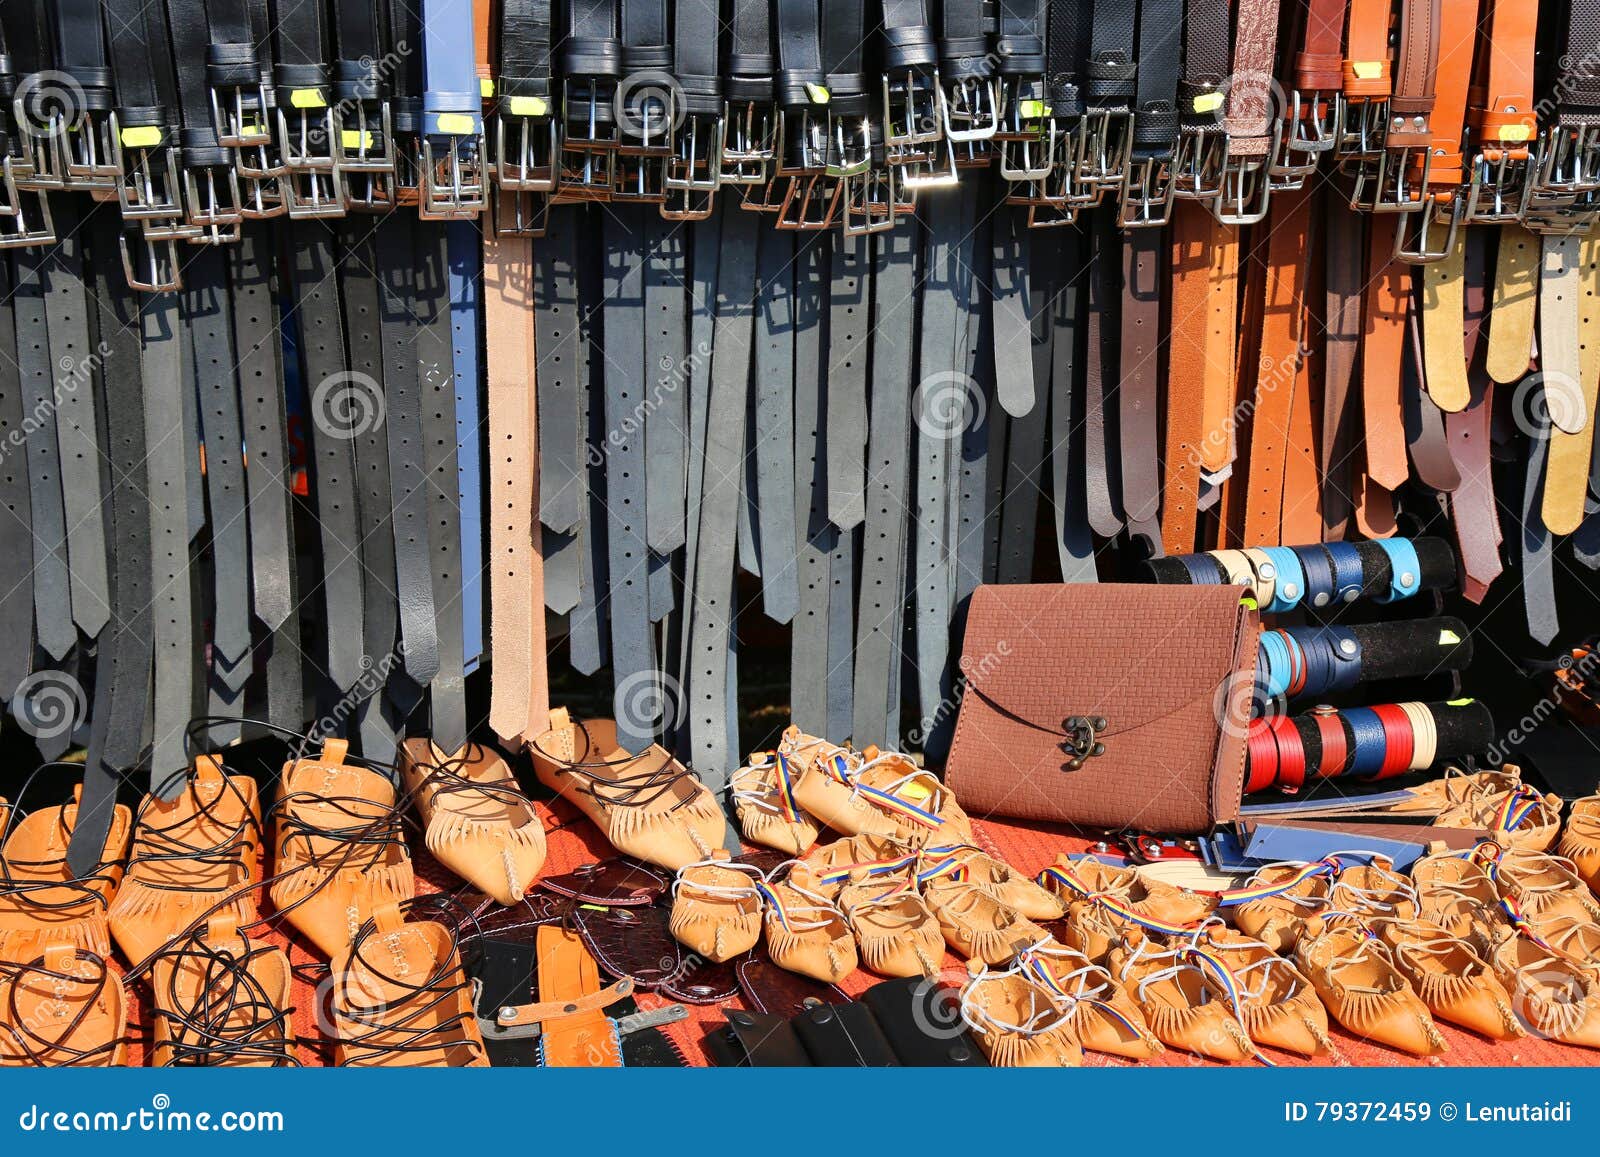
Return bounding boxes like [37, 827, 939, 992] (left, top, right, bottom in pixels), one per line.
[923, 872, 1045, 965]
[0, 784, 131, 965]
[958, 960, 1083, 1067]
[1386, 766, 1519, 814]
[1013, 939, 1162, 1059]
[1231, 860, 1336, 952]
[729, 751, 821, 855]
[1412, 849, 1508, 941]
[1039, 858, 1211, 963]
[850, 749, 975, 844]
[1378, 919, 1522, 1041]
[527, 710, 724, 870]
[0, 944, 126, 1066]
[800, 833, 918, 900]
[922, 844, 1064, 921]
[1438, 783, 1562, 852]
[1557, 795, 1600, 892]
[757, 864, 856, 983]
[1493, 848, 1600, 925]
[1486, 928, 1600, 1048]
[330, 902, 488, 1066]
[269, 739, 414, 959]
[1295, 915, 1447, 1056]
[668, 851, 764, 963]
[784, 736, 913, 841]
[1196, 926, 1332, 1057]
[108, 756, 263, 966]
[149, 915, 299, 1066]
[1328, 857, 1419, 922]
[839, 879, 944, 978]
[398, 739, 546, 906]
[1109, 939, 1259, 1062]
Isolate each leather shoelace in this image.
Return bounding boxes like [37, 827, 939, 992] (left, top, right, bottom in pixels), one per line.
[122, 768, 263, 902]
[0, 951, 122, 1066]
[529, 721, 701, 812]
[147, 931, 299, 1067]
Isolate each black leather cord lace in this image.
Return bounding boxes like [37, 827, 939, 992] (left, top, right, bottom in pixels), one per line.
[147, 929, 300, 1066]
[526, 718, 702, 812]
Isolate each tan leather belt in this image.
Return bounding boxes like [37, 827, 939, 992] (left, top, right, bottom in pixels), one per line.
[1464, 0, 1539, 222]
[1362, 219, 1412, 492]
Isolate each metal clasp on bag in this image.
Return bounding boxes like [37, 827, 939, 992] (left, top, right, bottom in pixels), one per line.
[662, 109, 723, 220]
[1059, 716, 1109, 772]
[276, 86, 345, 218]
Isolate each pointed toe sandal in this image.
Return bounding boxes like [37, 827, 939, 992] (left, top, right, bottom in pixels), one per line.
[1557, 795, 1600, 892]
[1014, 940, 1162, 1059]
[669, 852, 764, 963]
[1109, 941, 1259, 1063]
[1412, 849, 1508, 941]
[1328, 857, 1420, 923]
[850, 749, 974, 845]
[959, 962, 1083, 1067]
[730, 751, 821, 855]
[331, 903, 488, 1067]
[800, 833, 918, 901]
[1295, 916, 1447, 1057]
[1038, 858, 1210, 963]
[922, 844, 1064, 921]
[1439, 784, 1562, 852]
[840, 880, 945, 978]
[398, 739, 546, 906]
[150, 916, 298, 1066]
[1197, 927, 1332, 1058]
[1379, 920, 1522, 1042]
[108, 755, 263, 967]
[527, 709, 725, 870]
[0, 779, 131, 965]
[0, 944, 126, 1066]
[269, 739, 414, 960]
[784, 742, 911, 842]
[1228, 859, 1337, 953]
[757, 866, 857, 983]
[1488, 931, 1600, 1049]
[923, 872, 1045, 965]
[1493, 848, 1600, 926]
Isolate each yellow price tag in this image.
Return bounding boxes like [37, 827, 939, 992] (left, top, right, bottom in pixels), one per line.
[579, 904, 610, 912]
[435, 113, 478, 135]
[119, 126, 162, 149]
[1446, 698, 1475, 707]
[1351, 61, 1383, 80]
[1018, 99, 1048, 119]
[900, 780, 933, 804]
[508, 96, 548, 117]
[1500, 125, 1533, 143]
[1240, 595, 1259, 611]
[480, 78, 495, 98]
[1192, 92, 1224, 114]
[804, 82, 831, 105]
[1438, 628, 1462, 645]
[341, 130, 374, 150]
[289, 88, 328, 109]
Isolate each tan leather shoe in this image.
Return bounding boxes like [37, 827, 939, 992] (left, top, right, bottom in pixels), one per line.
[668, 852, 764, 963]
[1040, 858, 1211, 962]
[398, 739, 546, 905]
[784, 739, 911, 841]
[331, 903, 488, 1066]
[923, 873, 1045, 965]
[922, 844, 1064, 921]
[801, 833, 918, 900]
[959, 961, 1083, 1067]
[269, 739, 413, 960]
[1494, 848, 1600, 925]
[1558, 795, 1600, 892]
[851, 749, 974, 845]
[729, 751, 821, 855]
[1378, 919, 1522, 1041]
[0, 785, 131, 965]
[1386, 766, 1518, 814]
[1487, 930, 1600, 1048]
[1196, 927, 1331, 1057]
[1295, 917, 1446, 1056]
[840, 880, 944, 977]
[1013, 939, 1162, 1059]
[0, 945, 126, 1066]
[150, 916, 298, 1066]
[1439, 784, 1562, 852]
[758, 866, 856, 982]
[527, 710, 724, 870]
[1110, 940, 1258, 1062]
[109, 756, 262, 967]
[1412, 850, 1507, 941]
[1231, 860, 1335, 952]
[1328, 857, 1419, 922]
[1525, 911, 1600, 964]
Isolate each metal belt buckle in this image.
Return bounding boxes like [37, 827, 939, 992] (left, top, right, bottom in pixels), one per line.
[495, 99, 559, 192]
[1532, 123, 1600, 203]
[1360, 141, 1433, 213]
[1335, 96, 1389, 165]
[1171, 125, 1228, 200]
[109, 117, 186, 223]
[662, 111, 723, 220]
[1463, 145, 1532, 223]
[212, 79, 275, 150]
[335, 100, 397, 211]
[1074, 106, 1132, 187]
[558, 77, 619, 198]
[720, 101, 776, 185]
[996, 89, 1053, 181]
[491, 187, 551, 236]
[1117, 152, 1175, 228]
[16, 113, 68, 191]
[612, 83, 674, 203]
[0, 159, 54, 248]
[118, 226, 182, 292]
[883, 69, 956, 189]
[276, 97, 345, 218]
[181, 164, 245, 244]
[1212, 148, 1272, 225]
[841, 163, 908, 235]
[775, 171, 840, 229]
[824, 112, 872, 179]
[419, 127, 488, 219]
[1391, 191, 1462, 264]
[1269, 89, 1340, 190]
[941, 74, 999, 142]
[60, 108, 120, 193]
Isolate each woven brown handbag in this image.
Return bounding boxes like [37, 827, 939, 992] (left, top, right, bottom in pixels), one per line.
[943, 583, 1261, 834]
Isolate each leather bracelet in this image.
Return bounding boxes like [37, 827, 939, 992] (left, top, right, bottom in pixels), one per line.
[1343, 707, 1389, 779]
[1371, 703, 1415, 780]
[1268, 714, 1306, 790]
[1295, 545, 1339, 609]
[1176, 552, 1225, 584]
[1311, 705, 1348, 778]
[1242, 547, 1278, 607]
[1282, 631, 1307, 696]
[1323, 541, 1365, 604]
[1398, 700, 1437, 770]
[1323, 626, 1363, 692]
[1210, 548, 1258, 589]
[1260, 546, 1305, 612]
[1286, 626, 1332, 697]
[1259, 630, 1292, 698]
[1246, 718, 1280, 793]
[1373, 537, 1422, 602]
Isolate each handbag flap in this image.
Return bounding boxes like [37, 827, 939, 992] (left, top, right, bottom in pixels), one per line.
[959, 583, 1256, 736]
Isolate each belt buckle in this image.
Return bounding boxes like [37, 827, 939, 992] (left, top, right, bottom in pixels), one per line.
[719, 100, 776, 185]
[14, 112, 69, 191]
[1391, 192, 1462, 264]
[1074, 107, 1132, 187]
[334, 100, 397, 211]
[108, 116, 186, 223]
[1117, 152, 1175, 228]
[494, 100, 560, 193]
[841, 163, 900, 235]
[882, 69, 956, 188]
[1212, 149, 1272, 225]
[558, 77, 619, 198]
[996, 88, 1053, 181]
[276, 98, 345, 218]
[824, 111, 872, 179]
[0, 159, 54, 248]
[1533, 123, 1600, 202]
[940, 74, 999, 142]
[1463, 145, 1533, 224]
[61, 108, 120, 193]
[181, 164, 245, 244]
[118, 226, 182, 292]
[211, 80, 275, 149]
[662, 111, 724, 220]
[1171, 126, 1228, 200]
[491, 187, 551, 237]
[1361, 142, 1433, 213]
[1269, 89, 1340, 189]
[419, 120, 488, 220]
[1335, 96, 1388, 165]
[612, 81, 674, 204]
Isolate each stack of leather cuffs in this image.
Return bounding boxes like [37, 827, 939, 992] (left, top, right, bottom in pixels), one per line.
[1256, 617, 1473, 702]
[1144, 537, 1451, 610]
[1243, 699, 1493, 792]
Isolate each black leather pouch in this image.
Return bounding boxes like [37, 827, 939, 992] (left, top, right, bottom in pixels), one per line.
[861, 978, 990, 1067]
[790, 1001, 900, 1067]
[703, 1009, 812, 1067]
